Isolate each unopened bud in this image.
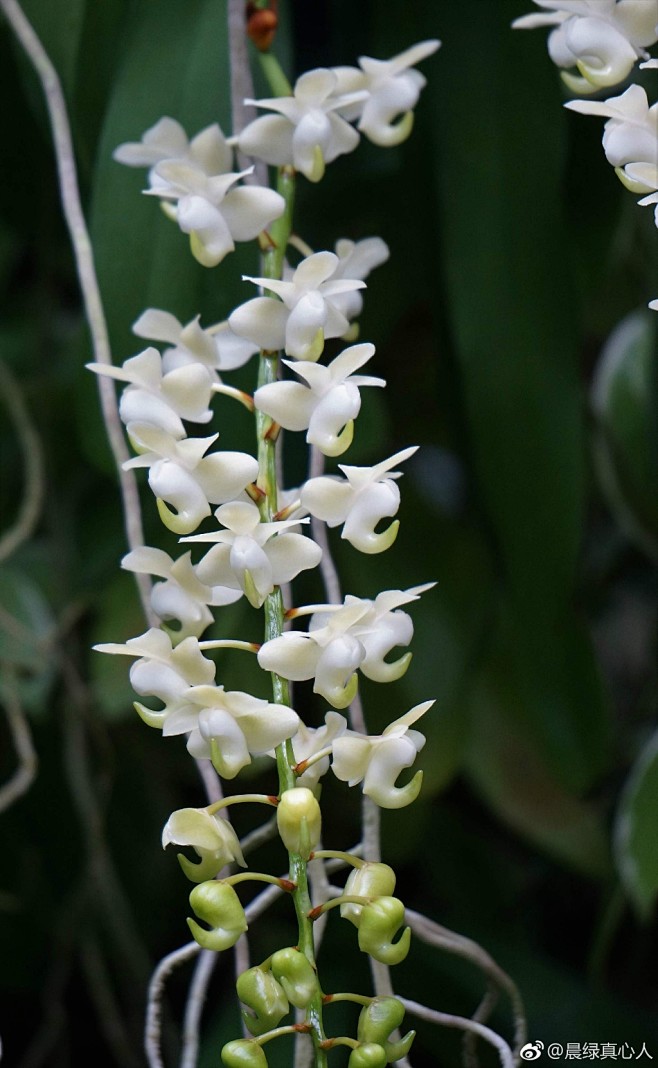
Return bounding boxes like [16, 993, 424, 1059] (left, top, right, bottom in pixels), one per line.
[236, 966, 288, 1037]
[187, 881, 247, 952]
[246, 6, 278, 53]
[271, 947, 319, 1008]
[341, 863, 396, 927]
[357, 996, 415, 1061]
[276, 787, 321, 858]
[221, 1038, 269, 1067]
[348, 1044, 387, 1068]
[357, 897, 411, 966]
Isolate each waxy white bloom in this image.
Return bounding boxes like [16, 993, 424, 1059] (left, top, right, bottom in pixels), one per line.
[301, 446, 418, 553]
[122, 547, 241, 640]
[566, 85, 658, 220]
[257, 585, 429, 708]
[229, 251, 366, 361]
[332, 40, 441, 146]
[94, 628, 215, 729]
[327, 237, 390, 323]
[238, 68, 367, 182]
[331, 701, 434, 809]
[114, 118, 232, 174]
[290, 710, 348, 791]
[88, 347, 214, 439]
[513, 1, 658, 92]
[124, 425, 259, 535]
[165, 685, 299, 778]
[183, 500, 322, 609]
[133, 308, 259, 376]
[162, 806, 246, 874]
[254, 343, 385, 458]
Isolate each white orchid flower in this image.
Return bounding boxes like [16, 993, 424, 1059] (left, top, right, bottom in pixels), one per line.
[290, 710, 348, 791]
[123, 425, 259, 535]
[565, 85, 658, 218]
[114, 118, 233, 176]
[88, 347, 214, 439]
[121, 547, 241, 640]
[254, 343, 385, 457]
[513, 1, 657, 92]
[238, 68, 367, 182]
[147, 161, 286, 268]
[183, 500, 322, 609]
[162, 806, 246, 881]
[328, 237, 390, 324]
[331, 701, 434, 809]
[93, 628, 215, 730]
[132, 308, 259, 376]
[229, 251, 366, 361]
[164, 685, 299, 778]
[300, 446, 418, 553]
[332, 40, 440, 147]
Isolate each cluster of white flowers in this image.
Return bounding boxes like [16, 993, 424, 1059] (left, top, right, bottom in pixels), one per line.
[514, 0, 658, 310]
[94, 39, 440, 850]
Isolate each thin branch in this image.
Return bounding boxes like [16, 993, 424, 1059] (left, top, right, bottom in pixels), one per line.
[0, 361, 45, 564]
[0, 663, 38, 813]
[228, 0, 267, 183]
[0, 0, 153, 623]
[398, 997, 515, 1068]
[180, 950, 218, 1068]
[240, 814, 278, 856]
[464, 985, 500, 1068]
[406, 909, 526, 1059]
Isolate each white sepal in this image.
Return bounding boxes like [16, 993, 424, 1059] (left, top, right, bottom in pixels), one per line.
[162, 807, 246, 871]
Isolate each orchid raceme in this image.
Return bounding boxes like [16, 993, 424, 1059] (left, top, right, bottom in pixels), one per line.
[93, 24, 442, 1066]
[512, 0, 658, 92]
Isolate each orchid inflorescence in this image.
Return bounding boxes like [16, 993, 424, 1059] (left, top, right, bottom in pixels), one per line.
[514, 0, 658, 310]
[92, 22, 441, 1067]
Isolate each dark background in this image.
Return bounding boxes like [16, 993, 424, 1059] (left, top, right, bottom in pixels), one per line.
[0, 0, 656, 1065]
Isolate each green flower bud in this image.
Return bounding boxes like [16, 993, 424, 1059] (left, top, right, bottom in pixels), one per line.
[347, 1043, 388, 1068]
[340, 863, 397, 927]
[236, 966, 289, 1037]
[270, 946, 320, 1008]
[221, 1038, 269, 1067]
[187, 881, 248, 952]
[276, 787, 321, 859]
[357, 996, 416, 1061]
[357, 897, 411, 966]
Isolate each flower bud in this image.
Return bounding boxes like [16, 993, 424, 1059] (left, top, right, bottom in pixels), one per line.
[347, 1044, 387, 1068]
[221, 1038, 269, 1067]
[270, 947, 320, 1008]
[357, 997, 415, 1061]
[236, 966, 289, 1037]
[357, 897, 411, 966]
[276, 787, 321, 858]
[187, 881, 248, 951]
[340, 862, 396, 927]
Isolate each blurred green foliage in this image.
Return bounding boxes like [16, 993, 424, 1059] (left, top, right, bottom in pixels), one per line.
[0, 0, 656, 1065]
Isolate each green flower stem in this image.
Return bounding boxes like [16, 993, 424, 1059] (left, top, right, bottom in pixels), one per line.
[222, 872, 293, 890]
[324, 993, 373, 1008]
[206, 794, 277, 816]
[311, 850, 365, 870]
[255, 165, 327, 1068]
[258, 50, 293, 98]
[309, 896, 370, 921]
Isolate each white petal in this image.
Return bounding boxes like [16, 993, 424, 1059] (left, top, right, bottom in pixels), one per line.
[254, 380, 316, 431]
[198, 706, 252, 778]
[257, 633, 320, 681]
[331, 733, 372, 785]
[265, 532, 323, 584]
[229, 297, 289, 351]
[133, 308, 184, 344]
[301, 476, 353, 525]
[195, 451, 259, 505]
[238, 114, 294, 166]
[222, 185, 286, 240]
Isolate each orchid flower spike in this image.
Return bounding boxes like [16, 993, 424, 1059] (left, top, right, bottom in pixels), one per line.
[87, 346, 215, 439]
[512, 1, 658, 93]
[238, 67, 367, 181]
[162, 806, 246, 882]
[123, 425, 259, 534]
[132, 308, 259, 375]
[93, 628, 215, 730]
[254, 343, 385, 457]
[164, 684, 300, 778]
[565, 85, 658, 221]
[229, 251, 367, 361]
[183, 499, 322, 608]
[331, 700, 434, 808]
[332, 39, 441, 146]
[301, 446, 418, 553]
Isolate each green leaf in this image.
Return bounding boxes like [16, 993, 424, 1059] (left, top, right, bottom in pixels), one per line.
[591, 310, 658, 558]
[427, 0, 584, 622]
[615, 730, 658, 919]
